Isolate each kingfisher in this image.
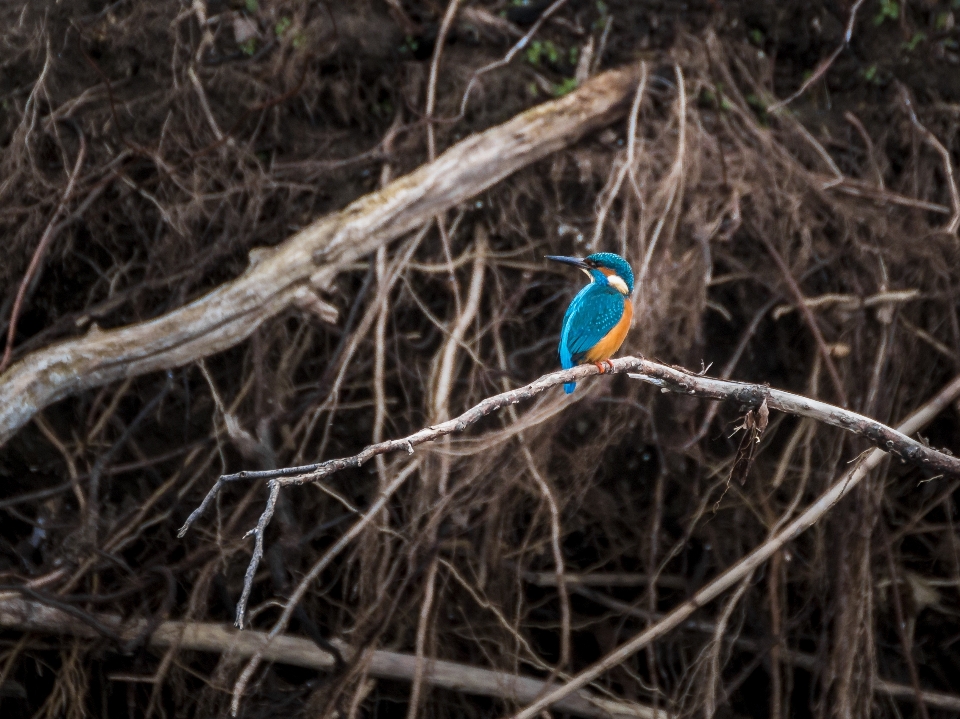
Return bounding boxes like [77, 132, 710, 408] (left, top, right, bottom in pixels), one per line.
[546, 252, 635, 394]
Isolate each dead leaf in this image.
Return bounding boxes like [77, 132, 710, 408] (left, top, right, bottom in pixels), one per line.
[730, 399, 769, 485]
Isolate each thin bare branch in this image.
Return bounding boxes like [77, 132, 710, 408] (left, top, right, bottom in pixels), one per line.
[900, 85, 960, 234]
[1, 122, 86, 373]
[768, 0, 865, 112]
[183, 357, 958, 538]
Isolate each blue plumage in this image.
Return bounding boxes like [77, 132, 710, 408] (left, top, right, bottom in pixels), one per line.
[559, 285, 625, 392]
[547, 252, 636, 394]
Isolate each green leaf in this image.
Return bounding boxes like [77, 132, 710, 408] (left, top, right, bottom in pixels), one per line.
[545, 41, 559, 64]
[552, 78, 578, 97]
[902, 31, 925, 51]
[245, 0, 258, 13]
[873, 0, 899, 25]
[275, 17, 292, 37]
[526, 40, 543, 65]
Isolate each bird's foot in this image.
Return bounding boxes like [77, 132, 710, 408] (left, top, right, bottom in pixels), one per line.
[593, 360, 614, 374]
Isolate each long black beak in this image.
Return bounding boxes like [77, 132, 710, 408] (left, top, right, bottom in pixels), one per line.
[545, 255, 590, 270]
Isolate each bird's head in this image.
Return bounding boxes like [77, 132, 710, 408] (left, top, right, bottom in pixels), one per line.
[546, 252, 635, 295]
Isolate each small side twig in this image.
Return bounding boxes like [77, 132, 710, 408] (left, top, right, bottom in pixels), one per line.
[899, 85, 960, 235]
[233, 479, 280, 628]
[1, 121, 86, 374]
[758, 233, 849, 407]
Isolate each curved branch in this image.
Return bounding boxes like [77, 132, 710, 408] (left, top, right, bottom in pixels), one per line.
[182, 357, 960, 540]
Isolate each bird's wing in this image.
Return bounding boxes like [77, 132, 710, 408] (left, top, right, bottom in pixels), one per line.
[559, 285, 625, 367]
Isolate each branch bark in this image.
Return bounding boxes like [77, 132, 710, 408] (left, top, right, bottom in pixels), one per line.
[182, 356, 960, 530]
[0, 65, 642, 449]
[0, 596, 658, 719]
[508, 371, 960, 719]
[176, 356, 959, 710]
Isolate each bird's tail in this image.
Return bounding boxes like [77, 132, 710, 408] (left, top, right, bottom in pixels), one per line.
[564, 381, 576, 394]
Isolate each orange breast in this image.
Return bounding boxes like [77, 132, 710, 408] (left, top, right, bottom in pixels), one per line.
[583, 299, 633, 363]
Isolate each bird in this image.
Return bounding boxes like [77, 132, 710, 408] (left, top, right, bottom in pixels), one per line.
[546, 252, 635, 394]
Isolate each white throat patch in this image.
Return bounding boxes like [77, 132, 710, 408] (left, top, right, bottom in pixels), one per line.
[607, 275, 630, 295]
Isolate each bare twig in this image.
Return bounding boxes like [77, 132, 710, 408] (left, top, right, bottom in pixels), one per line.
[458, 0, 572, 117]
[821, 175, 952, 214]
[772, 290, 920, 320]
[880, 525, 931, 719]
[1, 122, 86, 374]
[406, 223, 484, 719]
[187, 66, 225, 143]
[588, 64, 648, 251]
[425, 0, 461, 162]
[768, 0, 865, 112]
[638, 65, 686, 286]
[900, 85, 960, 234]
[508, 372, 960, 719]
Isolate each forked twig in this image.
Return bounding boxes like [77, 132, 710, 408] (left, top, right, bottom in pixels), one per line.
[182, 356, 960, 545]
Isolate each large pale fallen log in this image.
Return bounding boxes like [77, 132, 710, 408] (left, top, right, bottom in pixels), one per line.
[0, 597, 657, 718]
[0, 66, 641, 448]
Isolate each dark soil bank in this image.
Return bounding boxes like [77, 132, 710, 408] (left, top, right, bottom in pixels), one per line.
[2, 1, 960, 718]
